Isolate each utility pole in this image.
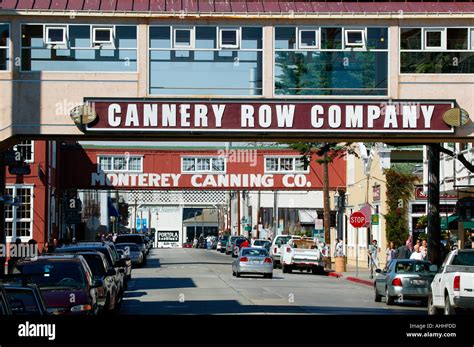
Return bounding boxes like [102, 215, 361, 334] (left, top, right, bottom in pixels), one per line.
[427, 145, 442, 265]
[256, 190, 261, 239]
[273, 190, 278, 237]
[237, 191, 241, 236]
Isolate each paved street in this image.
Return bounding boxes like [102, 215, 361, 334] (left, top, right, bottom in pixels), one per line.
[121, 248, 425, 315]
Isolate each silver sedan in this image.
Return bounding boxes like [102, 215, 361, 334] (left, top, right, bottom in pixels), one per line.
[232, 247, 273, 279]
[115, 243, 144, 267]
[374, 259, 438, 305]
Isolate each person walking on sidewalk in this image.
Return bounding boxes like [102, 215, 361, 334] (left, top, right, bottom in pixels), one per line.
[386, 241, 396, 263]
[410, 244, 424, 260]
[368, 240, 380, 277]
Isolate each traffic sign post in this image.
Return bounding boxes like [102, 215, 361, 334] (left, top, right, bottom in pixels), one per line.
[350, 211, 367, 279]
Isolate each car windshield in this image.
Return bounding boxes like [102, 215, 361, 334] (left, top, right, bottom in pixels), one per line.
[115, 244, 140, 252]
[115, 235, 144, 244]
[17, 262, 87, 289]
[276, 236, 291, 246]
[221, 236, 229, 241]
[80, 254, 105, 277]
[395, 262, 434, 273]
[242, 249, 268, 257]
[452, 251, 474, 266]
[4, 288, 41, 315]
[253, 240, 266, 246]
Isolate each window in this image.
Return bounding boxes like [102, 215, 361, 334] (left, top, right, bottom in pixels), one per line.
[21, 24, 137, 72]
[181, 157, 226, 173]
[219, 28, 239, 49]
[424, 29, 445, 50]
[45, 26, 67, 46]
[275, 26, 387, 96]
[344, 29, 365, 48]
[472, 29, 474, 50]
[97, 155, 143, 172]
[173, 27, 193, 48]
[440, 205, 456, 215]
[12, 140, 34, 163]
[411, 204, 426, 214]
[264, 157, 309, 173]
[92, 27, 114, 46]
[0, 24, 9, 71]
[149, 26, 262, 95]
[5, 186, 33, 241]
[298, 29, 319, 49]
[400, 26, 474, 74]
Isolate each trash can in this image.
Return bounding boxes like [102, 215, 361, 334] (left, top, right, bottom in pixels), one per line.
[335, 256, 346, 273]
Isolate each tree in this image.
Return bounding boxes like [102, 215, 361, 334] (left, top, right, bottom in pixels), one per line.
[384, 168, 418, 248]
[289, 142, 356, 267]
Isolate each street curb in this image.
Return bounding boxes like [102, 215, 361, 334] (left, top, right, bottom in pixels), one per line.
[345, 276, 374, 287]
[327, 271, 343, 278]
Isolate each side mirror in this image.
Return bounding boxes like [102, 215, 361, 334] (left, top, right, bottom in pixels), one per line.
[429, 264, 438, 272]
[375, 268, 382, 274]
[106, 269, 117, 277]
[92, 279, 104, 288]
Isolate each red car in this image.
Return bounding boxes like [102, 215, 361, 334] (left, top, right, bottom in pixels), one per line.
[182, 243, 193, 248]
[14, 254, 101, 315]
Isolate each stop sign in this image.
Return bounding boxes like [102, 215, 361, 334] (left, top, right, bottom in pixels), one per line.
[350, 211, 366, 228]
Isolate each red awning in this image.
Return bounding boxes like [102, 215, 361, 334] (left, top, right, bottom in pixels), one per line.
[2, 1, 474, 14]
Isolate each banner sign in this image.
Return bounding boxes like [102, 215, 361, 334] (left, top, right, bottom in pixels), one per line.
[84, 99, 454, 134]
[157, 231, 179, 242]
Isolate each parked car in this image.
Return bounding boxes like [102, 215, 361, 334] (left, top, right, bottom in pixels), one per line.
[64, 251, 120, 313]
[115, 243, 144, 267]
[233, 238, 250, 258]
[115, 234, 148, 261]
[428, 249, 474, 314]
[226, 236, 245, 255]
[53, 243, 126, 300]
[0, 281, 48, 315]
[232, 247, 273, 278]
[374, 259, 438, 305]
[13, 255, 100, 315]
[217, 235, 229, 253]
[252, 239, 271, 252]
[269, 235, 301, 268]
[281, 238, 325, 274]
[183, 242, 193, 248]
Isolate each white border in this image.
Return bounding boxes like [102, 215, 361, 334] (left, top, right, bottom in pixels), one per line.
[263, 156, 310, 174]
[424, 28, 446, 51]
[172, 26, 195, 49]
[344, 28, 366, 49]
[218, 27, 241, 49]
[180, 156, 227, 174]
[5, 184, 34, 243]
[97, 154, 144, 173]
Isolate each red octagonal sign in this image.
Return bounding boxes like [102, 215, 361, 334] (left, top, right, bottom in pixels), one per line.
[350, 211, 366, 228]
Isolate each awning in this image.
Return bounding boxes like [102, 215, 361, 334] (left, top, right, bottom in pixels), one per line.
[441, 214, 474, 230]
[298, 209, 317, 224]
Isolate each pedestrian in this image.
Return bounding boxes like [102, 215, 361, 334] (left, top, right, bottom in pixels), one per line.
[240, 238, 250, 249]
[406, 235, 414, 254]
[41, 242, 50, 255]
[193, 237, 198, 248]
[368, 239, 380, 269]
[334, 238, 344, 257]
[410, 244, 423, 260]
[8, 238, 23, 274]
[420, 239, 428, 260]
[386, 241, 397, 263]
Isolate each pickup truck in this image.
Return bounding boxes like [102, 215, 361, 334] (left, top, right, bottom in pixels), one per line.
[269, 235, 301, 269]
[280, 238, 325, 274]
[428, 249, 474, 315]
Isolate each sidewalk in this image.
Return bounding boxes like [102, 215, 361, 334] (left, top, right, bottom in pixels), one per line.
[327, 264, 376, 287]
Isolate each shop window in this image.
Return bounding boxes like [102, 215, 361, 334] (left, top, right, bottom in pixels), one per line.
[219, 28, 239, 49]
[344, 29, 365, 49]
[98, 155, 142, 172]
[298, 29, 319, 49]
[92, 27, 115, 46]
[181, 157, 226, 173]
[0, 23, 9, 71]
[149, 25, 262, 96]
[411, 204, 426, 214]
[45, 26, 67, 46]
[400, 26, 474, 74]
[173, 27, 194, 48]
[21, 24, 137, 72]
[5, 186, 33, 241]
[424, 29, 445, 50]
[275, 26, 387, 96]
[12, 140, 34, 163]
[264, 157, 308, 173]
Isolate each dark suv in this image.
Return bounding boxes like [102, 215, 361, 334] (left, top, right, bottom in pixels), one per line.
[14, 254, 100, 315]
[115, 234, 148, 263]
